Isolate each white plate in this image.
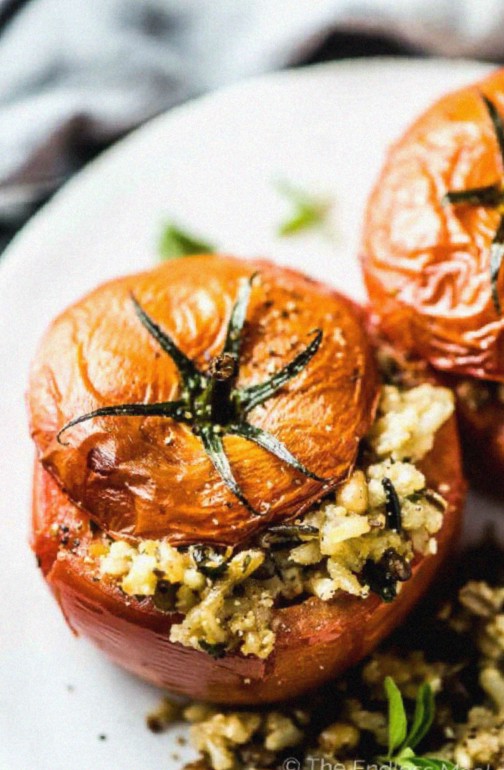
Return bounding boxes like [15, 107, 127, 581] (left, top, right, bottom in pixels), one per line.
[0, 57, 501, 770]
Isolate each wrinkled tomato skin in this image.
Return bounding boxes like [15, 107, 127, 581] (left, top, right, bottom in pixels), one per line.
[32, 414, 465, 705]
[362, 68, 504, 382]
[28, 255, 378, 548]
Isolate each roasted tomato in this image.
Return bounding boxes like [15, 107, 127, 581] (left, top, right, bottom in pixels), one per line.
[362, 68, 504, 382]
[32, 414, 464, 705]
[28, 255, 378, 546]
[29, 255, 465, 704]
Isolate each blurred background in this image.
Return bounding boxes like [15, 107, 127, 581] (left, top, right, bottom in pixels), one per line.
[1, 0, 504, 253]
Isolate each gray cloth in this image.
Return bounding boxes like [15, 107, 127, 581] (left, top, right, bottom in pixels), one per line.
[0, 0, 503, 224]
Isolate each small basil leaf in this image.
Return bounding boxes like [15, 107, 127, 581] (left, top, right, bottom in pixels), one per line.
[276, 181, 331, 237]
[398, 755, 418, 770]
[159, 222, 215, 260]
[405, 683, 435, 751]
[384, 676, 408, 757]
[378, 747, 415, 769]
[404, 758, 457, 769]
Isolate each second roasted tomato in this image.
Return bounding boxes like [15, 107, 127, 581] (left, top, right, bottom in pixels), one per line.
[362, 68, 504, 381]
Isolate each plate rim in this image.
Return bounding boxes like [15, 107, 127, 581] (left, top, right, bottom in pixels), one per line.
[0, 56, 493, 283]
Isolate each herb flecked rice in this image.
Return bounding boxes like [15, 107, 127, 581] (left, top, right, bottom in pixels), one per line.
[90, 382, 454, 660]
[147, 540, 504, 770]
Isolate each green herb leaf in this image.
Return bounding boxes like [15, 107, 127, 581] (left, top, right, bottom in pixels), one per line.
[405, 683, 435, 751]
[159, 222, 215, 261]
[384, 676, 408, 758]
[441, 183, 502, 207]
[490, 213, 504, 314]
[236, 329, 323, 414]
[232, 421, 325, 481]
[259, 523, 319, 548]
[381, 678, 450, 770]
[401, 758, 457, 770]
[482, 93, 504, 167]
[152, 580, 178, 612]
[131, 294, 203, 390]
[276, 181, 331, 237]
[393, 748, 417, 770]
[191, 544, 231, 578]
[57, 399, 187, 444]
[361, 559, 398, 603]
[199, 425, 258, 515]
[382, 477, 403, 533]
[198, 640, 227, 659]
[223, 274, 255, 359]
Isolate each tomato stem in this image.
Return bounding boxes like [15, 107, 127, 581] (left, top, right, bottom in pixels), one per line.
[57, 277, 326, 511]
